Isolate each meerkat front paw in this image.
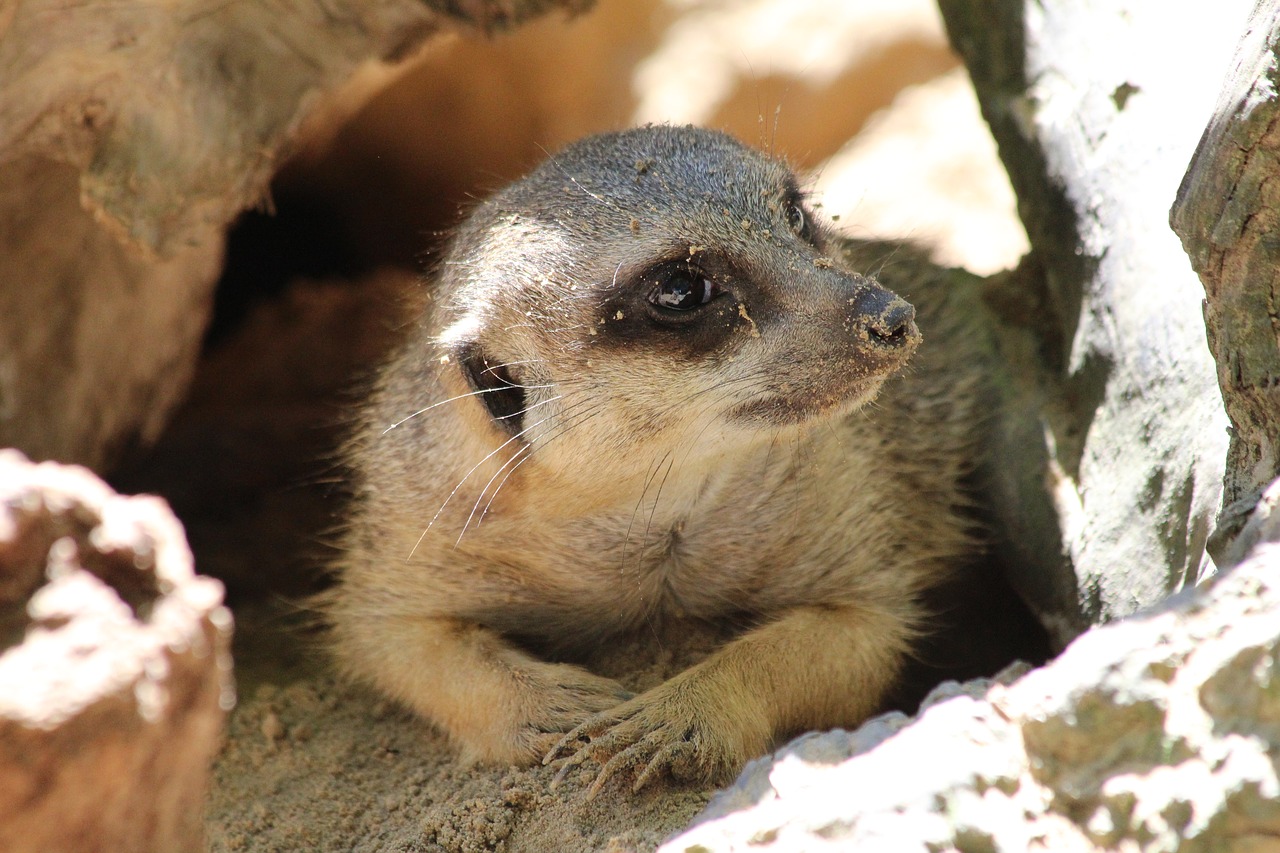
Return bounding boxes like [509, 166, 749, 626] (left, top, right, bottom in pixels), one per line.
[461, 660, 634, 765]
[543, 667, 770, 796]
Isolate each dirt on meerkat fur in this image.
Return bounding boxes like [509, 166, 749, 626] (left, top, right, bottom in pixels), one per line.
[322, 124, 995, 794]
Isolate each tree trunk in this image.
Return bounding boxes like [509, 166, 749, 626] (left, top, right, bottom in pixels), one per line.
[937, 0, 1248, 645]
[1170, 0, 1280, 565]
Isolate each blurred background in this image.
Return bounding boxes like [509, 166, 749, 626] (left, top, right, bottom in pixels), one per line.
[216, 0, 1027, 334]
[115, 0, 1029, 626]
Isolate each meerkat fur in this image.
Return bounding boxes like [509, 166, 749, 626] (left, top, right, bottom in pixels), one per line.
[326, 125, 988, 792]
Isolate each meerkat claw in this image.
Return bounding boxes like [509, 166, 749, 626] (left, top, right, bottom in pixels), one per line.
[544, 713, 611, 767]
[585, 743, 645, 799]
[546, 697, 708, 796]
[632, 741, 695, 793]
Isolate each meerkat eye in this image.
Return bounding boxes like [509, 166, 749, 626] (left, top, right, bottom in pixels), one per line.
[785, 196, 816, 244]
[650, 266, 720, 311]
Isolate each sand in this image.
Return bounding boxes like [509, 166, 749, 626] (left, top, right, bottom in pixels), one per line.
[206, 602, 721, 853]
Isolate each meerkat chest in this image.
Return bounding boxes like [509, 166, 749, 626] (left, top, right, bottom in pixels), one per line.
[469, 439, 875, 640]
[462, 483, 874, 657]
[563, 498, 807, 624]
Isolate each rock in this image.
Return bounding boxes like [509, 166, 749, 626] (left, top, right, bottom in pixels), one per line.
[0, 451, 233, 853]
[1220, 477, 1280, 570]
[663, 526, 1280, 852]
[937, 0, 1245, 645]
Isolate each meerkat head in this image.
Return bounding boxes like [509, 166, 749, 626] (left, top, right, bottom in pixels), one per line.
[433, 125, 920, 484]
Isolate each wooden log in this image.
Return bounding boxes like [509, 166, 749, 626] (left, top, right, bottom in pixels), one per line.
[1171, 1, 1280, 562]
[0, 0, 587, 469]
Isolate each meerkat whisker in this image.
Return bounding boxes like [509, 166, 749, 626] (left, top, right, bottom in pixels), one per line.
[477, 398, 615, 527]
[458, 395, 608, 540]
[456, 393, 575, 524]
[637, 452, 677, 575]
[621, 450, 673, 575]
[456, 443, 533, 546]
[409, 403, 571, 558]
[383, 376, 555, 434]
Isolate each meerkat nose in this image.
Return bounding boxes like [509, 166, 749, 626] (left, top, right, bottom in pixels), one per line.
[870, 298, 916, 345]
[852, 286, 918, 348]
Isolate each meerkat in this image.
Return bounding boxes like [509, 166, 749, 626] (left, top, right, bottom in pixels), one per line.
[327, 124, 990, 793]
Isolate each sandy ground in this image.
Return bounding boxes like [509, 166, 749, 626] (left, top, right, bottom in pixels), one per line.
[206, 602, 728, 852]
[204, 575, 1044, 852]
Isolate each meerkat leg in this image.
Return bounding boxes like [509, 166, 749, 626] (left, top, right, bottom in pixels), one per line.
[336, 614, 633, 765]
[546, 600, 916, 794]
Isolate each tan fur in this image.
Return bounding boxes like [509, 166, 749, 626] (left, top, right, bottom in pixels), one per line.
[326, 126, 989, 790]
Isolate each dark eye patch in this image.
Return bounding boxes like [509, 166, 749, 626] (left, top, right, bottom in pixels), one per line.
[589, 253, 745, 358]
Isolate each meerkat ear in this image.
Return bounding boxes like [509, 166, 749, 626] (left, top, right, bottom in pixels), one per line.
[457, 343, 527, 438]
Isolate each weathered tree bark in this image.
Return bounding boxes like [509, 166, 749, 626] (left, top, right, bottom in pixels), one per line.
[0, 451, 233, 853]
[0, 0, 587, 470]
[936, 0, 1248, 645]
[1171, 0, 1280, 565]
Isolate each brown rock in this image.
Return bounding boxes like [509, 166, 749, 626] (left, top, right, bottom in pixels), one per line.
[1171, 0, 1280, 559]
[0, 451, 233, 853]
